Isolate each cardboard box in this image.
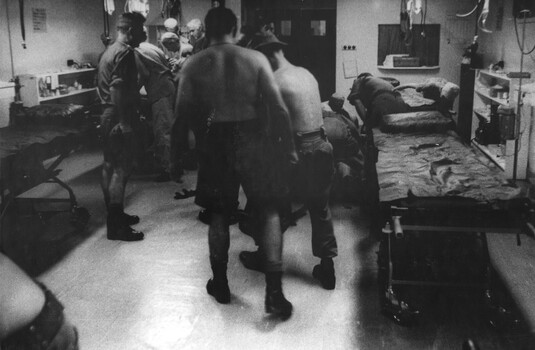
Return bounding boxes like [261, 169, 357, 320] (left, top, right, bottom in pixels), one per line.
[393, 56, 420, 67]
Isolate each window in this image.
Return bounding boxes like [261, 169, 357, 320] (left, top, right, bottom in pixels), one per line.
[377, 24, 440, 67]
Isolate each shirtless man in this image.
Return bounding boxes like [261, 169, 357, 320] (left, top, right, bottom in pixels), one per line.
[171, 7, 296, 319]
[241, 34, 338, 290]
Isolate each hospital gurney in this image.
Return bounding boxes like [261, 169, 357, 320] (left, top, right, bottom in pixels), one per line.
[364, 124, 531, 327]
[349, 76, 532, 326]
[0, 104, 93, 251]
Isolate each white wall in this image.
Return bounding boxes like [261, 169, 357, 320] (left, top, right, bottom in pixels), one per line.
[0, 0, 106, 80]
[145, 0, 211, 27]
[179, 0, 241, 31]
[335, 0, 473, 98]
[0, 0, 243, 82]
[478, 0, 535, 74]
[3, 0, 525, 104]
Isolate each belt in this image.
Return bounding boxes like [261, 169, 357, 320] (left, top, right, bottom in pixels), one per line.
[295, 127, 326, 140]
[1, 282, 65, 350]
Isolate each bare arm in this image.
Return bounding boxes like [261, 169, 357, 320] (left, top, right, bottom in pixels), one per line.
[353, 99, 367, 125]
[393, 83, 418, 91]
[170, 69, 196, 179]
[0, 253, 45, 339]
[109, 85, 132, 133]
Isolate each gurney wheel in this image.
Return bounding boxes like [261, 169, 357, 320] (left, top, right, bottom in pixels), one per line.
[70, 206, 90, 230]
[483, 290, 523, 332]
[381, 288, 420, 326]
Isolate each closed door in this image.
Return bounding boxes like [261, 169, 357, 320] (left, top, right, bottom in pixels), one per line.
[257, 7, 336, 101]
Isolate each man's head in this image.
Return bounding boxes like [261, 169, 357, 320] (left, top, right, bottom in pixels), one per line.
[259, 23, 274, 36]
[254, 14, 274, 36]
[254, 34, 287, 69]
[328, 93, 345, 113]
[187, 18, 204, 40]
[211, 0, 223, 8]
[164, 18, 179, 33]
[204, 7, 237, 41]
[161, 32, 181, 53]
[117, 12, 146, 47]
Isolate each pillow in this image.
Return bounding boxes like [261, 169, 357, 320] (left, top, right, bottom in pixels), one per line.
[380, 110, 455, 133]
[398, 88, 436, 109]
[417, 77, 448, 101]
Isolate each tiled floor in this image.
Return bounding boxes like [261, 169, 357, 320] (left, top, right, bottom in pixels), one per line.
[2, 147, 534, 349]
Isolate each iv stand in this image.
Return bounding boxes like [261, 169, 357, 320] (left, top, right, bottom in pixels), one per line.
[512, 9, 530, 184]
[5, 0, 15, 79]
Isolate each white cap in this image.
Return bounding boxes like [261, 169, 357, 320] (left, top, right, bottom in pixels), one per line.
[164, 18, 178, 32]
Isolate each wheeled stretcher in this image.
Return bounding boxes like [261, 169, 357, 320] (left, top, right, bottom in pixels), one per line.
[0, 104, 94, 251]
[364, 127, 531, 326]
[348, 73, 533, 325]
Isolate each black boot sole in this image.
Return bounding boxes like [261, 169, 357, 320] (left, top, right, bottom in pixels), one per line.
[206, 279, 230, 304]
[107, 226, 144, 241]
[312, 264, 336, 290]
[265, 294, 293, 320]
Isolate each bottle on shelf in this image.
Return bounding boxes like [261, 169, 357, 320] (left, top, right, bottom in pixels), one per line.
[498, 105, 516, 141]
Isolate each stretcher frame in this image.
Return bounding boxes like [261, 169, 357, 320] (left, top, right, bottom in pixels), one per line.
[362, 126, 531, 326]
[0, 126, 91, 252]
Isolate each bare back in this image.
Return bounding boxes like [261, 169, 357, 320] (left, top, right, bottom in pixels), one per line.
[178, 43, 274, 122]
[274, 65, 324, 133]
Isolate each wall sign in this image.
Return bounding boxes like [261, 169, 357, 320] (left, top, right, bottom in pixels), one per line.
[32, 8, 47, 33]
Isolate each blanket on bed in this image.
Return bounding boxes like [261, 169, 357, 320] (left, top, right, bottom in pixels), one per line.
[380, 111, 455, 133]
[373, 129, 522, 202]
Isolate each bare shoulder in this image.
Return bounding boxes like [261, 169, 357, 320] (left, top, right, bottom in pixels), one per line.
[276, 66, 316, 87]
[238, 46, 270, 68]
[182, 49, 208, 65]
[186, 45, 267, 70]
[296, 66, 318, 83]
[179, 49, 211, 77]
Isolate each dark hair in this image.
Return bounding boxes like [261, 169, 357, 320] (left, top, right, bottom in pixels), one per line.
[212, 0, 225, 7]
[117, 12, 146, 33]
[205, 7, 237, 39]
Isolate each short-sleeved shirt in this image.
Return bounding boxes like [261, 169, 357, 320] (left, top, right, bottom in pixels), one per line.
[322, 110, 364, 172]
[347, 74, 397, 108]
[135, 42, 176, 103]
[98, 41, 139, 123]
